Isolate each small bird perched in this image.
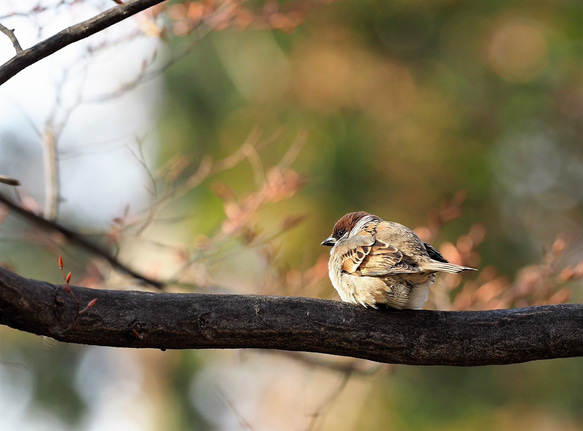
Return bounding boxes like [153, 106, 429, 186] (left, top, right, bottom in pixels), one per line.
[321, 211, 476, 309]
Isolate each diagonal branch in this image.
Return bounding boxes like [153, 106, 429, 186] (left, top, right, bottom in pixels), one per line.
[0, 266, 581, 366]
[0, 0, 166, 86]
[0, 192, 163, 289]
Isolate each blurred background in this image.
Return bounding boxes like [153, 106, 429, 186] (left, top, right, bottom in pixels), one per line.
[0, 0, 582, 429]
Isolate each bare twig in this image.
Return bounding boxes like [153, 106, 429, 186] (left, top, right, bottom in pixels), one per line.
[0, 266, 582, 366]
[0, 175, 21, 186]
[0, 0, 82, 21]
[83, 1, 237, 104]
[307, 372, 352, 431]
[0, 192, 163, 289]
[0, 0, 166, 85]
[217, 387, 256, 431]
[131, 127, 277, 238]
[39, 67, 86, 221]
[42, 125, 59, 220]
[0, 22, 23, 54]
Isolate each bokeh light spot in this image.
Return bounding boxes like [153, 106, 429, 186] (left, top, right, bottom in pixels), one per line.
[487, 20, 548, 83]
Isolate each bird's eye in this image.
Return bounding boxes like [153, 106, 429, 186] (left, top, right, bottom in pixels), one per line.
[337, 229, 346, 238]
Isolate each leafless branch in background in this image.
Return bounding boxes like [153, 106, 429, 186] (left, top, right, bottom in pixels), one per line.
[0, 22, 23, 54]
[0, 192, 164, 288]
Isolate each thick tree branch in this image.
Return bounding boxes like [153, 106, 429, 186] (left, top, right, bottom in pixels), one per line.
[1, 266, 582, 366]
[0, 0, 166, 86]
[0, 192, 163, 289]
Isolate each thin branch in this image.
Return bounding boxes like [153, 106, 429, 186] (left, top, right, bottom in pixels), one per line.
[1, 266, 582, 366]
[40, 66, 86, 220]
[0, 176, 21, 186]
[81, 0, 233, 105]
[0, 0, 166, 86]
[0, 192, 163, 289]
[42, 125, 59, 220]
[217, 387, 256, 431]
[0, 0, 83, 21]
[0, 22, 23, 54]
[307, 372, 352, 431]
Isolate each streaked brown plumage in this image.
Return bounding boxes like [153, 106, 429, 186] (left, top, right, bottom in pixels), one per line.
[321, 211, 476, 309]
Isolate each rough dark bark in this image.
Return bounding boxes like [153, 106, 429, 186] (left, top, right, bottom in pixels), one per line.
[0, 0, 166, 85]
[0, 266, 582, 366]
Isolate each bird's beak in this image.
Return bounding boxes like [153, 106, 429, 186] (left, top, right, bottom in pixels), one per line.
[321, 236, 336, 246]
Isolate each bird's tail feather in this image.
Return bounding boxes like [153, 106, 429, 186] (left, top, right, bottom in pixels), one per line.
[423, 261, 477, 274]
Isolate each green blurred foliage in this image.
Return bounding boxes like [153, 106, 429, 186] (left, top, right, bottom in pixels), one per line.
[160, 0, 582, 275]
[155, 0, 583, 429]
[359, 360, 583, 430]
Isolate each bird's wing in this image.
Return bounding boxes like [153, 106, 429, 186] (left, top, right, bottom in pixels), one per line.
[335, 233, 376, 274]
[423, 242, 448, 263]
[338, 234, 419, 276]
[359, 239, 421, 276]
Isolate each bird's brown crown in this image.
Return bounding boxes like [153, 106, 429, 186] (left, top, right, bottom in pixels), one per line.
[332, 211, 377, 239]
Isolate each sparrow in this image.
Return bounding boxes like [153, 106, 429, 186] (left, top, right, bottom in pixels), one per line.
[321, 211, 476, 309]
